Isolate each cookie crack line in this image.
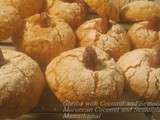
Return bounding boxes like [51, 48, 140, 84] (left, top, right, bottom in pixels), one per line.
[124, 55, 146, 74]
[93, 72, 99, 94]
[12, 64, 29, 80]
[154, 75, 160, 100]
[0, 63, 29, 108]
[71, 83, 79, 100]
[46, 53, 83, 87]
[55, 27, 64, 50]
[112, 72, 120, 100]
[143, 69, 152, 99]
[127, 67, 137, 88]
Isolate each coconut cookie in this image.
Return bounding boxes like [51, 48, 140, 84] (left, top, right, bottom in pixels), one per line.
[0, 3, 22, 40]
[0, 0, 44, 18]
[13, 13, 77, 65]
[76, 18, 130, 60]
[112, 0, 149, 10]
[46, 0, 86, 28]
[84, 0, 119, 21]
[0, 49, 45, 119]
[46, 47, 124, 103]
[118, 49, 160, 101]
[127, 18, 160, 49]
[120, 1, 160, 22]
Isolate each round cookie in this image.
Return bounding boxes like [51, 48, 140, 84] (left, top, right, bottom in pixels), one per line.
[120, 1, 160, 22]
[127, 18, 160, 49]
[84, 0, 119, 21]
[0, 49, 45, 119]
[0, 0, 44, 18]
[13, 13, 77, 65]
[46, 0, 86, 28]
[46, 47, 124, 103]
[76, 18, 130, 60]
[118, 48, 160, 101]
[0, 3, 22, 40]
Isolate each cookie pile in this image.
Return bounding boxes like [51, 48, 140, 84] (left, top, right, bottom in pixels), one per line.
[0, 0, 159, 119]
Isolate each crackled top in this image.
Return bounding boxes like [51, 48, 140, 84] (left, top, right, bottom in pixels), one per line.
[128, 20, 160, 49]
[0, 0, 44, 18]
[46, 47, 124, 103]
[118, 49, 160, 101]
[120, 1, 160, 22]
[47, 0, 86, 28]
[13, 13, 76, 65]
[0, 3, 22, 40]
[76, 18, 130, 60]
[0, 49, 44, 119]
[84, 0, 119, 21]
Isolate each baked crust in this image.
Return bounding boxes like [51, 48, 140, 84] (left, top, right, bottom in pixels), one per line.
[128, 21, 160, 49]
[0, 3, 22, 40]
[0, 0, 44, 18]
[13, 13, 77, 65]
[0, 49, 45, 119]
[76, 18, 130, 60]
[47, 0, 87, 28]
[84, 0, 119, 21]
[46, 47, 124, 103]
[118, 49, 160, 101]
[120, 1, 160, 22]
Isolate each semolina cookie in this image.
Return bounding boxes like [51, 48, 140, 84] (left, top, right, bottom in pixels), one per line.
[97, 24, 131, 60]
[13, 13, 77, 65]
[46, 0, 86, 28]
[127, 18, 160, 49]
[118, 48, 160, 101]
[120, 1, 160, 22]
[0, 49, 45, 119]
[0, 3, 22, 40]
[112, 0, 148, 10]
[76, 18, 109, 47]
[46, 46, 124, 103]
[76, 18, 130, 60]
[84, 0, 119, 21]
[0, 0, 44, 18]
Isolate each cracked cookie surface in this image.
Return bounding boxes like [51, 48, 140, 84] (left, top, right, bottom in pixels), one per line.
[13, 13, 77, 65]
[84, 0, 119, 21]
[46, 0, 86, 29]
[117, 49, 160, 101]
[46, 47, 124, 103]
[120, 1, 160, 22]
[0, 3, 22, 40]
[0, 0, 44, 18]
[76, 18, 130, 60]
[0, 49, 45, 119]
[112, 0, 149, 11]
[128, 20, 160, 49]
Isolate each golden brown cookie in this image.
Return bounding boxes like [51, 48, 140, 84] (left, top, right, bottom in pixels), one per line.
[127, 18, 160, 49]
[0, 3, 22, 40]
[0, 0, 44, 18]
[0, 49, 45, 119]
[46, 46, 124, 103]
[13, 13, 77, 65]
[118, 48, 160, 101]
[76, 18, 130, 60]
[120, 1, 160, 22]
[46, 0, 86, 28]
[76, 18, 109, 46]
[84, 0, 119, 21]
[113, 0, 148, 10]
